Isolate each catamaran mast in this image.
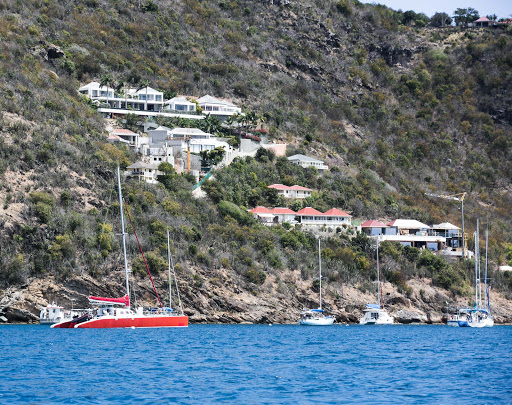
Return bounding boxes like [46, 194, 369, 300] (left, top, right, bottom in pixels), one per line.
[167, 229, 172, 310]
[485, 225, 489, 309]
[117, 166, 131, 309]
[474, 220, 479, 308]
[377, 236, 383, 309]
[318, 238, 322, 310]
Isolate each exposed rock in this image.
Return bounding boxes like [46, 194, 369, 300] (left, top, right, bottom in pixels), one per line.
[394, 309, 428, 324]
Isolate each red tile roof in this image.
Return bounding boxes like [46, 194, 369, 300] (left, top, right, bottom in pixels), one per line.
[250, 206, 272, 214]
[289, 185, 312, 191]
[323, 208, 351, 217]
[268, 184, 288, 190]
[111, 128, 138, 135]
[361, 220, 388, 228]
[268, 184, 312, 191]
[270, 207, 296, 214]
[296, 207, 323, 216]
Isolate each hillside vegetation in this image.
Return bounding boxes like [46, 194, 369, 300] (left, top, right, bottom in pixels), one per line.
[1, 0, 512, 320]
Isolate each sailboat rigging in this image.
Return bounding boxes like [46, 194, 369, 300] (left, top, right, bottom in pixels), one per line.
[52, 167, 188, 329]
[298, 238, 335, 326]
[359, 236, 394, 325]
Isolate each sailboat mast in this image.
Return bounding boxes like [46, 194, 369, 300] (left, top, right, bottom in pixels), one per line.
[117, 166, 131, 308]
[167, 229, 172, 310]
[377, 236, 383, 309]
[474, 221, 479, 308]
[485, 225, 489, 309]
[318, 238, 322, 310]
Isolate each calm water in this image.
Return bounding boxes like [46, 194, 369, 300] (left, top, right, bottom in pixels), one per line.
[0, 324, 511, 404]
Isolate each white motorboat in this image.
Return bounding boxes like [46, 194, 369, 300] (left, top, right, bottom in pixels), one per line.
[299, 239, 335, 326]
[360, 237, 394, 325]
[360, 304, 394, 325]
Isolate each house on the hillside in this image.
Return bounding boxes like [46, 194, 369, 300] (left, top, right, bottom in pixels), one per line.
[79, 82, 164, 112]
[268, 184, 312, 199]
[472, 16, 496, 27]
[126, 161, 161, 184]
[295, 207, 352, 227]
[108, 129, 141, 147]
[249, 207, 297, 224]
[196, 95, 242, 117]
[361, 220, 389, 236]
[163, 96, 197, 113]
[287, 154, 328, 171]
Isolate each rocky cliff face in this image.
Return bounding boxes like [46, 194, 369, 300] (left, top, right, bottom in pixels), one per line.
[3, 270, 511, 325]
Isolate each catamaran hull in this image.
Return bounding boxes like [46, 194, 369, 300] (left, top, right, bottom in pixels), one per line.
[299, 318, 335, 326]
[74, 315, 188, 328]
[51, 313, 92, 329]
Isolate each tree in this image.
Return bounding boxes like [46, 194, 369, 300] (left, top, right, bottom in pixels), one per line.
[100, 73, 113, 107]
[431, 12, 453, 27]
[453, 8, 479, 26]
[200, 147, 226, 167]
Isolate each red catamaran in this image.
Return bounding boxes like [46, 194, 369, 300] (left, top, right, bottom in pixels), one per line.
[52, 167, 188, 329]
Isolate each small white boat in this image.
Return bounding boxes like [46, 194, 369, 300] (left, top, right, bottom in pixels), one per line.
[359, 304, 394, 325]
[299, 308, 335, 326]
[40, 302, 69, 325]
[299, 239, 335, 326]
[360, 237, 394, 325]
[456, 308, 494, 328]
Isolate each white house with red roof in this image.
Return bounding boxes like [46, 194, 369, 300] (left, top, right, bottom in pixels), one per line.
[296, 207, 352, 227]
[249, 207, 296, 224]
[109, 129, 142, 148]
[250, 206, 352, 229]
[268, 184, 313, 199]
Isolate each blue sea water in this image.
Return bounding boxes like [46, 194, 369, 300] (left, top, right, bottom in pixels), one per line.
[0, 324, 511, 404]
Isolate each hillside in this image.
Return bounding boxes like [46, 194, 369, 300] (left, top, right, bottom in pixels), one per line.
[0, 0, 512, 323]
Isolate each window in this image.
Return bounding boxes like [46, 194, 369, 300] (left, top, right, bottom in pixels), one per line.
[155, 95, 162, 101]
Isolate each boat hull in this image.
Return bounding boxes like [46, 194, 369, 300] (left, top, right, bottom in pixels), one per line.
[75, 315, 188, 328]
[299, 317, 335, 326]
[51, 313, 92, 329]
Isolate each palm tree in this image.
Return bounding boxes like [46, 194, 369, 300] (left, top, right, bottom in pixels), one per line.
[100, 73, 113, 108]
[137, 79, 150, 111]
[115, 79, 125, 109]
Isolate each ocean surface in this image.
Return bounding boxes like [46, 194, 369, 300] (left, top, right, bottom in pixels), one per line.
[0, 324, 511, 404]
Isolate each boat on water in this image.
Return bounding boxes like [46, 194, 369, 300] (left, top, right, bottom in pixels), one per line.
[299, 239, 335, 326]
[360, 237, 394, 325]
[40, 302, 91, 325]
[52, 167, 188, 329]
[450, 220, 493, 328]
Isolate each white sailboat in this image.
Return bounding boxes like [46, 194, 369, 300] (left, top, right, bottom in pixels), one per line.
[456, 220, 494, 328]
[299, 239, 335, 326]
[360, 237, 394, 325]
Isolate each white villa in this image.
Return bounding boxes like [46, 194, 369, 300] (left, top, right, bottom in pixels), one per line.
[78, 82, 242, 120]
[196, 95, 242, 117]
[287, 154, 328, 171]
[361, 219, 471, 258]
[79, 82, 164, 112]
[126, 161, 162, 184]
[163, 96, 197, 113]
[268, 184, 313, 199]
[249, 206, 352, 229]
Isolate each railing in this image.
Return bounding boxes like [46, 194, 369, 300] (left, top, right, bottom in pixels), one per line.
[193, 171, 212, 190]
[159, 107, 202, 115]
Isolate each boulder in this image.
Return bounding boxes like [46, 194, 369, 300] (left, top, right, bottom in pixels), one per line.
[394, 309, 427, 324]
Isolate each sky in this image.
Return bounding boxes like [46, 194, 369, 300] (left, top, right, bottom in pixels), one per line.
[360, 0, 511, 19]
